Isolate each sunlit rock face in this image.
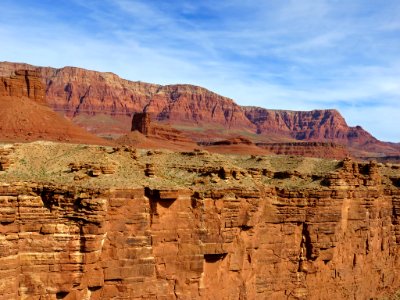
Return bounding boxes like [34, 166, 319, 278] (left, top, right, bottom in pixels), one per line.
[0, 153, 399, 299]
[0, 71, 109, 145]
[2, 61, 399, 160]
[0, 69, 45, 103]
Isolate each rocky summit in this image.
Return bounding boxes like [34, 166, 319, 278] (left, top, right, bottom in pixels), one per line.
[0, 141, 400, 299]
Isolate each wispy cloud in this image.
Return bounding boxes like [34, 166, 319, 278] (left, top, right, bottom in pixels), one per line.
[1, 0, 399, 141]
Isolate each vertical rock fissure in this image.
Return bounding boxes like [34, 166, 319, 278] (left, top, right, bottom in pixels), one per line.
[145, 187, 158, 226]
[24, 72, 30, 98]
[298, 222, 313, 272]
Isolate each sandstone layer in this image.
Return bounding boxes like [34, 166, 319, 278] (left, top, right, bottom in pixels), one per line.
[242, 107, 377, 145]
[0, 71, 110, 145]
[0, 70, 45, 104]
[0, 62, 397, 158]
[0, 142, 399, 299]
[256, 142, 349, 159]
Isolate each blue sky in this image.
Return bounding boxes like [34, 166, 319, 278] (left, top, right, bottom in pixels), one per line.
[1, 0, 400, 142]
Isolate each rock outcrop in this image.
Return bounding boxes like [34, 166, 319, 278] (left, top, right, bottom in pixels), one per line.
[0, 146, 15, 171]
[0, 142, 400, 299]
[127, 112, 196, 146]
[199, 136, 254, 146]
[144, 84, 254, 129]
[131, 112, 151, 135]
[0, 71, 110, 145]
[198, 136, 271, 155]
[0, 69, 45, 103]
[243, 107, 375, 144]
[0, 62, 159, 117]
[198, 138, 350, 158]
[257, 142, 349, 159]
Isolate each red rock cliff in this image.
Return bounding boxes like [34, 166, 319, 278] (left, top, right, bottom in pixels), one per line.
[243, 107, 375, 144]
[0, 69, 45, 104]
[0, 70, 110, 145]
[0, 62, 160, 116]
[0, 142, 400, 299]
[0, 62, 254, 133]
[145, 84, 254, 129]
[0, 62, 397, 157]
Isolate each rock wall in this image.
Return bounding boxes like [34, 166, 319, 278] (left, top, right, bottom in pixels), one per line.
[0, 72, 109, 145]
[0, 62, 159, 116]
[1, 160, 400, 299]
[144, 84, 254, 129]
[2, 61, 400, 158]
[3, 62, 397, 160]
[257, 142, 349, 159]
[131, 112, 151, 135]
[0, 70, 45, 104]
[243, 107, 376, 145]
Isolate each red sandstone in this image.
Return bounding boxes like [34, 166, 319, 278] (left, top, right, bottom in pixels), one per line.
[0, 145, 399, 299]
[1, 62, 398, 159]
[0, 70, 110, 145]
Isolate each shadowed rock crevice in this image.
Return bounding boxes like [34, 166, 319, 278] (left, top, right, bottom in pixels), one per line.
[56, 291, 69, 299]
[204, 253, 227, 263]
[390, 177, 400, 187]
[300, 223, 315, 262]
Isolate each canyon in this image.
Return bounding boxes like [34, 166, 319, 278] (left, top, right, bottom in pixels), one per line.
[0, 142, 400, 299]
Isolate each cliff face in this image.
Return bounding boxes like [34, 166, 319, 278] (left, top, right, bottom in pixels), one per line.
[1, 62, 395, 158]
[145, 84, 254, 129]
[257, 142, 349, 159]
[0, 69, 45, 103]
[0, 71, 109, 145]
[0, 62, 160, 116]
[0, 62, 251, 129]
[243, 107, 376, 145]
[0, 142, 400, 299]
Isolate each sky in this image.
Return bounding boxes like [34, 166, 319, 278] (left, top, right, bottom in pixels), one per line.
[1, 0, 400, 142]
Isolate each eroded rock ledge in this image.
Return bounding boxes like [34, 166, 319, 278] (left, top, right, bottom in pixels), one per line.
[0, 142, 399, 299]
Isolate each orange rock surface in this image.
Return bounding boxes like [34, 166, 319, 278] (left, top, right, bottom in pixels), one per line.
[0, 142, 400, 299]
[0, 69, 45, 103]
[257, 142, 349, 159]
[0, 70, 111, 145]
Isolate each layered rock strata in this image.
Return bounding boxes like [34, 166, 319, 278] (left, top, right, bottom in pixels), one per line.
[0, 142, 399, 299]
[0, 146, 15, 171]
[1, 62, 398, 158]
[131, 112, 151, 135]
[243, 107, 374, 143]
[257, 142, 349, 159]
[0, 70, 45, 103]
[0, 71, 109, 145]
